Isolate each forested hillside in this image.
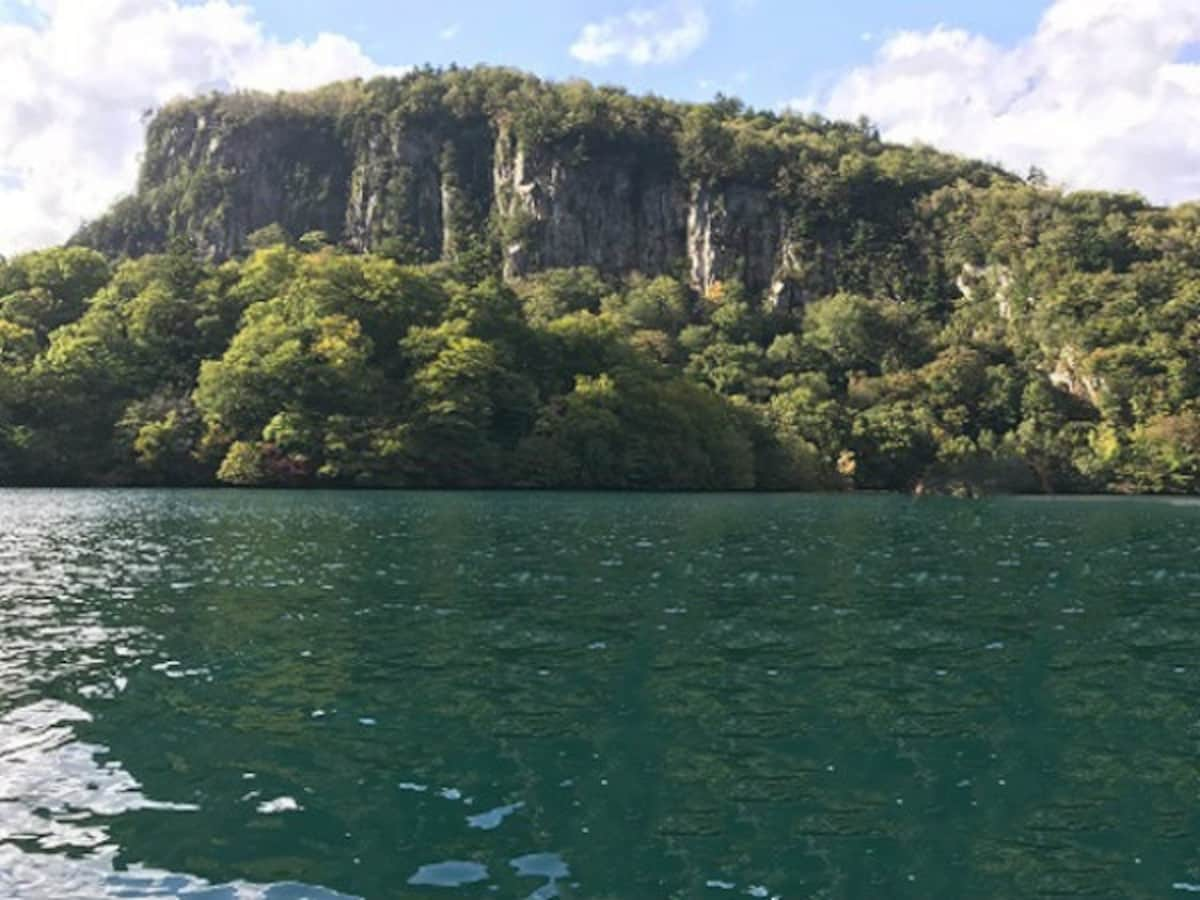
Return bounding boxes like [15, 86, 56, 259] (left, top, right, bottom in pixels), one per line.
[2, 67, 1199, 492]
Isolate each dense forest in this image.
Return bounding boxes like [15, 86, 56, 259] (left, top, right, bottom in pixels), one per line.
[3, 67, 1200, 493]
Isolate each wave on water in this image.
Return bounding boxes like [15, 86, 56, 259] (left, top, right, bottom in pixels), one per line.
[0, 699, 359, 900]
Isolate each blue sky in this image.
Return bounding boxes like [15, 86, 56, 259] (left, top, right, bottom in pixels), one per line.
[236, 0, 1049, 109]
[3, 0, 1200, 254]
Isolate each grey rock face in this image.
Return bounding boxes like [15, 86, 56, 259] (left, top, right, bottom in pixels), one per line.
[84, 101, 810, 304]
[492, 130, 689, 281]
[346, 129, 445, 258]
[489, 131, 804, 300]
[137, 105, 352, 261]
[687, 181, 786, 298]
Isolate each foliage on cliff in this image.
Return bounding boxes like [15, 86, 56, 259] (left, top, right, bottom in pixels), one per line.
[3, 69, 1200, 492]
[70, 66, 1005, 302]
[3, 176, 1200, 493]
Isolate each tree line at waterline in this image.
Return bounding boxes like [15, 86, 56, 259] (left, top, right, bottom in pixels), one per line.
[3, 216, 1200, 494]
[4, 70, 1200, 492]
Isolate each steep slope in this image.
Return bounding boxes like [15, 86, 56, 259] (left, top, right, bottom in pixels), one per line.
[73, 67, 1006, 306]
[8, 68, 1199, 493]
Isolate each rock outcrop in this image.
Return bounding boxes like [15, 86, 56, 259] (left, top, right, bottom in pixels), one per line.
[1049, 346, 1107, 406]
[73, 68, 989, 303]
[77, 96, 354, 261]
[492, 127, 688, 279]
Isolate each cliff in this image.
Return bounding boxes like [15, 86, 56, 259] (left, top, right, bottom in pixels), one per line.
[72, 67, 1004, 303]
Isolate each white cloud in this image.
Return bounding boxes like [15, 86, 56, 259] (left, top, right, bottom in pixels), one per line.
[569, 1, 709, 66]
[0, 0, 404, 256]
[439, 23, 460, 41]
[799, 0, 1200, 204]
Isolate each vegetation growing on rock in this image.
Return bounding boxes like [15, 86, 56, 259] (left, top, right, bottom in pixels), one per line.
[2, 67, 1199, 492]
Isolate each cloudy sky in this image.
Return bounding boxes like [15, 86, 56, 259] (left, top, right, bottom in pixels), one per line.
[2, 0, 1200, 255]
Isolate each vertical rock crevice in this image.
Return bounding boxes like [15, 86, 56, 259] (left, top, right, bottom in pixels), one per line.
[77, 80, 845, 314]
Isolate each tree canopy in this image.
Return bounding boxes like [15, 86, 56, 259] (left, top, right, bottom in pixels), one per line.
[6, 71, 1200, 493]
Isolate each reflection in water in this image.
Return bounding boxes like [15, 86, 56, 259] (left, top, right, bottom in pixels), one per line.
[407, 860, 489, 887]
[467, 801, 526, 831]
[511, 853, 570, 899]
[0, 700, 195, 854]
[3, 490, 1200, 897]
[0, 699, 356, 899]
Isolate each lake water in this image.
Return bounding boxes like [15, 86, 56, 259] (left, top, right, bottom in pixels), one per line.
[2, 491, 1200, 899]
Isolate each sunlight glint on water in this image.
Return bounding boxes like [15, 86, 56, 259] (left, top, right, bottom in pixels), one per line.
[2, 490, 1200, 898]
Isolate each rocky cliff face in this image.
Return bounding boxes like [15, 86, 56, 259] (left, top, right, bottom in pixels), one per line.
[81, 97, 355, 260]
[73, 70, 971, 305]
[343, 114, 495, 262]
[340, 117, 800, 298]
[687, 181, 796, 301]
[492, 127, 688, 280]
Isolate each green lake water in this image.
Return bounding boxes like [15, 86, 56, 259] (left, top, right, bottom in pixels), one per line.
[3, 490, 1200, 899]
